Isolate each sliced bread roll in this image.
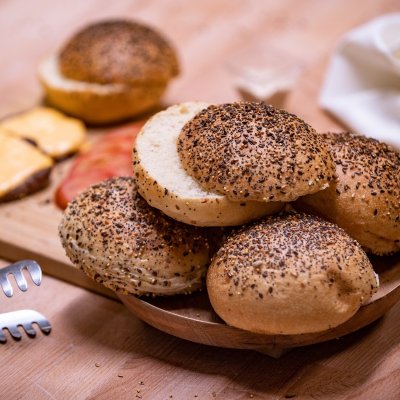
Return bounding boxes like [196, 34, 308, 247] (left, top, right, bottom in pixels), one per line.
[39, 54, 168, 125]
[39, 19, 179, 124]
[177, 102, 336, 202]
[133, 102, 282, 226]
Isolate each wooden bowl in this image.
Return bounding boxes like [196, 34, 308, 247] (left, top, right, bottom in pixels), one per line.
[118, 254, 400, 354]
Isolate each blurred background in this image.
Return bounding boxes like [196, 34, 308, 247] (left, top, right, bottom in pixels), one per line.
[0, 0, 397, 132]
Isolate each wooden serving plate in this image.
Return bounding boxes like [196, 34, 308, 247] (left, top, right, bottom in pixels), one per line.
[119, 254, 400, 357]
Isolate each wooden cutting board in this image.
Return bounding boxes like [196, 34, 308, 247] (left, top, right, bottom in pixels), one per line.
[0, 0, 398, 300]
[0, 139, 116, 298]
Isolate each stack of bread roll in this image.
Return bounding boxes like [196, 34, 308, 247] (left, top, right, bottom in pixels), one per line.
[60, 101, 400, 335]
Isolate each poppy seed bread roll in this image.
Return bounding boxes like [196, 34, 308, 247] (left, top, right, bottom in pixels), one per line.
[133, 102, 283, 226]
[39, 19, 179, 124]
[207, 213, 378, 335]
[296, 132, 400, 255]
[177, 102, 336, 202]
[58, 20, 178, 84]
[59, 177, 211, 296]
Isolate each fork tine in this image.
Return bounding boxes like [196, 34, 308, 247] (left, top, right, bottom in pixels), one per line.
[13, 269, 28, 293]
[25, 260, 42, 286]
[21, 310, 52, 335]
[0, 310, 51, 342]
[21, 322, 36, 337]
[0, 260, 43, 296]
[7, 325, 22, 340]
[0, 274, 13, 297]
[36, 318, 52, 335]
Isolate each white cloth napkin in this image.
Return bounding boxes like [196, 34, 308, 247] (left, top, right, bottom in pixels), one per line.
[320, 13, 400, 150]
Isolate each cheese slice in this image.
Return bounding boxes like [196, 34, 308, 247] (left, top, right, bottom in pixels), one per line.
[0, 130, 53, 198]
[0, 107, 86, 158]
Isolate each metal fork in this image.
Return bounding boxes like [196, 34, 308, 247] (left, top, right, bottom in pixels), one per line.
[0, 260, 42, 297]
[0, 310, 51, 342]
[0, 260, 51, 342]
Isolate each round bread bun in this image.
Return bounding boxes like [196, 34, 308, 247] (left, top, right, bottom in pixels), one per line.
[296, 132, 400, 255]
[207, 212, 378, 335]
[177, 102, 336, 202]
[39, 19, 179, 124]
[38, 55, 167, 125]
[59, 177, 211, 296]
[133, 102, 283, 226]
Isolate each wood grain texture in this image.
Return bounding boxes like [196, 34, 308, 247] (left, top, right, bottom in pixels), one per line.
[0, 0, 400, 398]
[0, 266, 400, 399]
[0, 0, 399, 297]
[0, 155, 116, 298]
[118, 254, 400, 351]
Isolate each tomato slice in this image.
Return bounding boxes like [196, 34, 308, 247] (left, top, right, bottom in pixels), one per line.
[55, 121, 144, 209]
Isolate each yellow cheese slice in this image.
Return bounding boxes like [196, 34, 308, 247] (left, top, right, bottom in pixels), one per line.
[0, 130, 53, 198]
[0, 107, 86, 158]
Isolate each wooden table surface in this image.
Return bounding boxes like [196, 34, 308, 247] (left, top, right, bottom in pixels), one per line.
[1, 0, 400, 399]
[1, 259, 400, 400]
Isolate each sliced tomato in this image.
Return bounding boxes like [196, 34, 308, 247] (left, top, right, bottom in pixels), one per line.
[55, 121, 144, 209]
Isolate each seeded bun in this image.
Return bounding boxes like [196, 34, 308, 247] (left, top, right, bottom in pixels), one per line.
[58, 20, 178, 85]
[296, 132, 400, 255]
[177, 102, 336, 202]
[39, 20, 179, 124]
[207, 213, 378, 335]
[133, 102, 283, 226]
[59, 177, 211, 296]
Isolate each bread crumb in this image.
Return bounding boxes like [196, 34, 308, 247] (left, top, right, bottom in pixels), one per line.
[180, 105, 189, 113]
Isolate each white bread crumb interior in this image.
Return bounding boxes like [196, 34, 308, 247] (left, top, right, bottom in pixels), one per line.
[133, 102, 282, 226]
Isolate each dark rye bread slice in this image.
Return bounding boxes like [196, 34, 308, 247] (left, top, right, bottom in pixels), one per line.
[207, 212, 379, 335]
[0, 130, 53, 202]
[296, 132, 400, 255]
[178, 102, 336, 202]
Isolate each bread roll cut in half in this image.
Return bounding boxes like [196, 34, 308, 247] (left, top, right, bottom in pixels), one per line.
[296, 132, 400, 255]
[59, 177, 211, 296]
[39, 20, 179, 124]
[178, 102, 336, 202]
[207, 213, 378, 335]
[133, 102, 283, 226]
